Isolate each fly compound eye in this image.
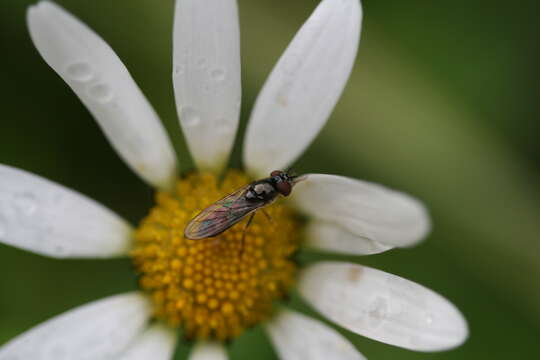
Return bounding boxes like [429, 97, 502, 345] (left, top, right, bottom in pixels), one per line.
[276, 181, 292, 196]
[270, 170, 283, 177]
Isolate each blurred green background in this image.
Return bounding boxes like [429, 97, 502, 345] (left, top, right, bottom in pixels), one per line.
[1, 0, 540, 358]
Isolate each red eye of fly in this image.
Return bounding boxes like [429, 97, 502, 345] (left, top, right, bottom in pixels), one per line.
[276, 181, 292, 196]
[270, 170, 283, 177]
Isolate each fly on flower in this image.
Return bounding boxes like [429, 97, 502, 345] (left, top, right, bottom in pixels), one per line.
[184, 170, 305, 240]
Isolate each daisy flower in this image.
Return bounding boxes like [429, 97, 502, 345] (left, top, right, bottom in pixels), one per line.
[0, 0, 468, 359]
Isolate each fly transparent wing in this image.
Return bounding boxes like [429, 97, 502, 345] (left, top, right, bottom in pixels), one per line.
[184, 185, 265, 239]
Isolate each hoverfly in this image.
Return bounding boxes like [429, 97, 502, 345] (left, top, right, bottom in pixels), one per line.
[184, 170, 304, 240]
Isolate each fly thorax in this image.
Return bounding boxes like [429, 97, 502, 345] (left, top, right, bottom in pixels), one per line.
[251, 182, 276, 201]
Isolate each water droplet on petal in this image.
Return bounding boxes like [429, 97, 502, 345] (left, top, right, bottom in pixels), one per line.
[425, 312, 434, 325]
[88, 83, 113, 103]
[174, 64, 185, 76]
[197, 58, 208, 69]
[180, 106, 201, 127]
[13, 193, 37, 216]
[368, 296, 388, 328]
[65, 62, 93, 82]
[54, 245, 67, 256]
[210, 68, 226, 81]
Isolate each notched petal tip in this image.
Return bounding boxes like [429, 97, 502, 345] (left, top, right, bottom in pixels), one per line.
[244, 0, 362, 178]
[290, 174, 432, 247]
[26, 0, 178, 190]
[299, 262, 469, 352]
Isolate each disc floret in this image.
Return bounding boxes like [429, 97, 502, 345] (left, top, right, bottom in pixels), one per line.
[131, 171, 301, 340]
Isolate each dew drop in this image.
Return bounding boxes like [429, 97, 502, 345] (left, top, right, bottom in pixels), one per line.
[425, 312, 434, 325]
[197, 58, 208, 69]
[13, 193, 37, 216]
[65, 62, 93, 82]
[54, 244, 67, 256]
[210, 68, 226, 81]
[88, 83, 113, 103]
[174, 64, 185, 76]
[180, 106, 201, 127]
[368, 297, 388, 328]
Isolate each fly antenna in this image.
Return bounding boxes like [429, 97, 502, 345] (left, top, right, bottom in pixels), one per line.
[291, 174, 308, 184]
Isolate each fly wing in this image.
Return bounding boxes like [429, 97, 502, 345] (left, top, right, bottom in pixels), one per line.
[184, 185, 266, 239]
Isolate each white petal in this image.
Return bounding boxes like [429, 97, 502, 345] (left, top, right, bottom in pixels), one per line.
[243, 0, 361, 178]
[188, 342, 228, 360]
[299, 262, 469, 352]
[118, 324, 177, 360]
[0, 164, 132, 258]
[0, 292, 151, 359]
[173, 0, 242, 174]
[290, 174, 430, 247]
[306, 220, 393, 255]
[27, 1, 177, 190]
[265, 309, 366, 360]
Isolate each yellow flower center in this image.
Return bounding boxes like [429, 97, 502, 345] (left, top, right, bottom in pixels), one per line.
[131, 170, 301, 340]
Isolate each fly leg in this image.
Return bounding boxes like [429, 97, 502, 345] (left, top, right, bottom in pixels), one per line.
[262, 209, 273, 223]
[240, 212, 256, 255]
[262, 209, 276, 231]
